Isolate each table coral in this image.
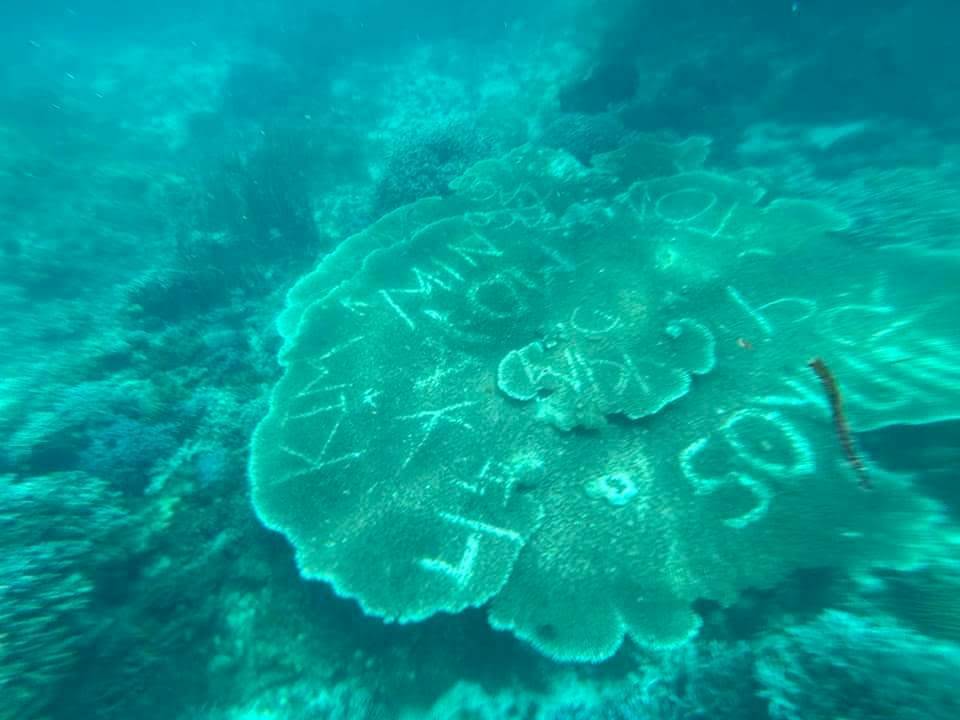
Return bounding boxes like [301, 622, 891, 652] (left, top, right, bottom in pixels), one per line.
[250, 137, 957, 661]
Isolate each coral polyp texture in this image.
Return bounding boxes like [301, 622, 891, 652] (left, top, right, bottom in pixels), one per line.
[249, 137, 957, 661]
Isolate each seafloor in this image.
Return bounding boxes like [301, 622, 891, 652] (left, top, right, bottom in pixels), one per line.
[2, 2, 959, 719]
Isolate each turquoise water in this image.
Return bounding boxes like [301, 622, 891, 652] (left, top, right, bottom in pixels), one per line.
[2, 2, 959, 718]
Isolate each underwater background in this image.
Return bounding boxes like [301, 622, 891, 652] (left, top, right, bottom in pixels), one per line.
[2, 1, 959, 718]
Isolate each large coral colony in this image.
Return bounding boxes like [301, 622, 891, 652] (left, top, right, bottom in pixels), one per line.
[250, 135, 958, 664]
